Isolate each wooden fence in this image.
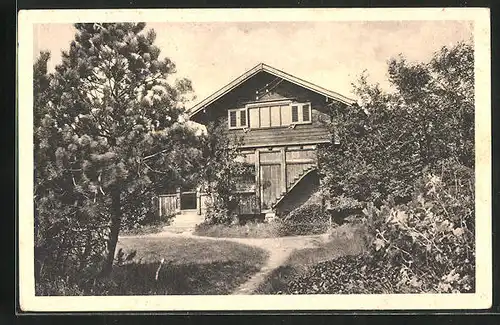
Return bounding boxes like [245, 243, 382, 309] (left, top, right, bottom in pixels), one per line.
[158, 189, 261, 217]
[158, 193, 179, 217]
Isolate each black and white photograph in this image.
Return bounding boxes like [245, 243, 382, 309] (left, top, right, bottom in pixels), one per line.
[18, 8, 491, 311]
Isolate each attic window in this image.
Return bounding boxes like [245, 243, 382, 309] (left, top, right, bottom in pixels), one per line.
[228, 108, 247, 129]
[245, 101, 312, 129]
[290, 103, 311, 124]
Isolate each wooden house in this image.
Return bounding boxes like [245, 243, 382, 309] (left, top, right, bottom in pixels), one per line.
[159, 63, 355, 219]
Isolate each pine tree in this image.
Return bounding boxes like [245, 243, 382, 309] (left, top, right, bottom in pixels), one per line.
[34, 22, 202, 279]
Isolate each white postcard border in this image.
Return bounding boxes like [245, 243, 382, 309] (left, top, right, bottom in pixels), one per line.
[18, 8, 492, 311]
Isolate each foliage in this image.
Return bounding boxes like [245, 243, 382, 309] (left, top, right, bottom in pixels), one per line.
[318, 41, 474, 207]
[278, 203, 330, 236]
[362, 159, 475, 293]
[255, 222, 369, 294]
[34, 22, 202, 293]
[261, 42, 476, 295]
[198, 121, 249, 225]
[272, 160, 475, 294]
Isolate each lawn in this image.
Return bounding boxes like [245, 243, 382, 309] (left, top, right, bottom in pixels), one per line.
[194, 222, 280, 238]
[96, 236, 269, 295]
[119, 219, 172, 236]
[254, 223, 370, 294]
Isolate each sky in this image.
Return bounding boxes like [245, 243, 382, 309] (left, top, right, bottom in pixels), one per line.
[33, 21, 473, 105]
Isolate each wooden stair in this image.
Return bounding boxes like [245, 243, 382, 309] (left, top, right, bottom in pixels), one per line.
[271, 165, 317, 209]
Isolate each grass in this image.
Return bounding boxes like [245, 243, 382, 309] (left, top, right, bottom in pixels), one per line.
[120, 219, 172, 236]
[194, 221, 281, 238]
[254, 223, 370, 294]
[95, 236, 269, 295]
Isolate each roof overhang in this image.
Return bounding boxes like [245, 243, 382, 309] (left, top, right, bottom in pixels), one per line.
[188, 63, 356, 120]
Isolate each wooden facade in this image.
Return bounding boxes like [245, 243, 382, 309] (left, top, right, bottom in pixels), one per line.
[178, 63, 355, 217]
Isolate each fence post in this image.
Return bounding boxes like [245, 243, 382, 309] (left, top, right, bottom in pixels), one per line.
[196, 188, 201, 215]
[158, 195, 162, 218]
[175, 188, 181, 214]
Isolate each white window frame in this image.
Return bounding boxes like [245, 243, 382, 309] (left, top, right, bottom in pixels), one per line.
[228, 108, 248, 129]
[290, 102, 312, 125]
[242, 100, 313, 130]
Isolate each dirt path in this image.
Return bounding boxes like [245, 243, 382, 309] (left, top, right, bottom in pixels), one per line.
[121, 222, 328, 295]
[227, 235, 326, 295]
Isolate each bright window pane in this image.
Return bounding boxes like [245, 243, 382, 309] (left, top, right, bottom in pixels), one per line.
[270, 105, 281, 127]
[260, 106, 270, 127]
[249, 107, 260, 128]
[281, 105, 292, 125]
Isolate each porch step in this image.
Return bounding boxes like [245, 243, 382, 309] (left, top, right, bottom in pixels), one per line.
[264, 211, 277, 222]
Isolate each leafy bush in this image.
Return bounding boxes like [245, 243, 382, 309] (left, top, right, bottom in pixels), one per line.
[197, 121, 249, 225]
[279, 203, 330, 236]
[202, 200, 238, 226]
[319, 41, 474, 207]
[277, 160, 475, 294]
[363, 160, 475, 293]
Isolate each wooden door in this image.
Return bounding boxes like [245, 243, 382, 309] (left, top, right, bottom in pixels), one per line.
[260, 164, 282, 211]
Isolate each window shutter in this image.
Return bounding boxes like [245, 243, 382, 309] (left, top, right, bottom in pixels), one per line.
[229, 111, 237, 127]
[302, 104, 310, 122]
[240, 110, 247, 126]
[291, 105, 299, 122]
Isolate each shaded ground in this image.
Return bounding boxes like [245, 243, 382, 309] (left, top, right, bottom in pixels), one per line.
[123, 227, 330, 295]
[119, 211, 367, 295]
[109, 236, 269, 295]
[254, 224, 369, 294]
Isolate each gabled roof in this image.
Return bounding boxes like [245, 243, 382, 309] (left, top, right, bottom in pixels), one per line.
[188, 63, 356, 119]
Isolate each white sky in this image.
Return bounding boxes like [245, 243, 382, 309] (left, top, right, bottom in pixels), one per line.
[33, 21, 473, 105]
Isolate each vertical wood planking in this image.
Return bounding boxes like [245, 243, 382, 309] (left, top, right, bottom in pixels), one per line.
[280, 147, 287, 193]
[260, 164, 282, 210]
[158, 194, 178, 217]
[255, 149, 261, 211]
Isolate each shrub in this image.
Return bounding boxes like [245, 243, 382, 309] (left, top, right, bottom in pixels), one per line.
[319, 42, 474, 208]
[362, 160, 475, 293]
[202, 200, 238, 226]
[282, 159, 475, 294]
[279, 203, 330, 236]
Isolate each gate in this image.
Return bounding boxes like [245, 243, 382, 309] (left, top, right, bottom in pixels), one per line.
[158, 193, 179, 217]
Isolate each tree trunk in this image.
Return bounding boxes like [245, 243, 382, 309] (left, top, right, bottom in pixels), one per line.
[101, 188, 121, 276]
